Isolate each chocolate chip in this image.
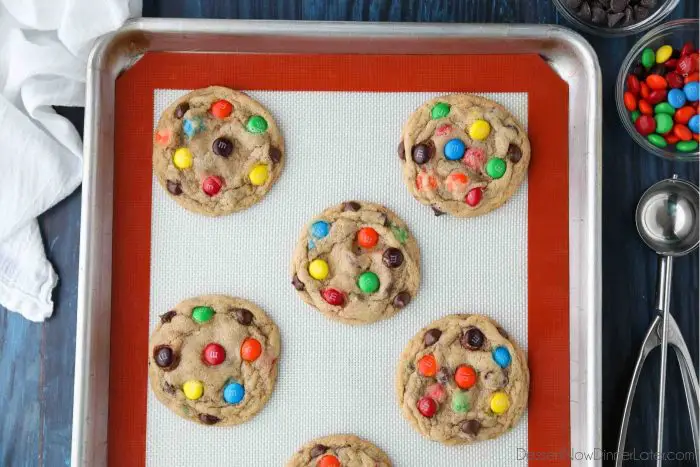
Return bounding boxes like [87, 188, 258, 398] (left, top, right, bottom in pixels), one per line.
[163, 381, 176, 395]
[174, 102, 189, 119]
[309, 445, 328, 458]
[269, 147, 282, 164]
[639, 0, 656, 7]
[460, 419, 481, 436]
[431, 205, 445, 216]
[212, 137, 233, 157]
[343, 201, 361, 212]
[607, 11, 625, 27]
[436, 367, 451, 385]
[610, 0, 627, 12]
[412, 141, 433, 164]
[154, 345, 176, 369]
[591, 5, 606, 24]
[233, 308, 254, 325]
[423, 328, 442, 347]
[497, 326, 509, 338]
[577, 2, 591, 20]
[633, 5, 650, 20]
[292, 274, 305, 291]
[160, 310, 177, 323]
[483, 370, 509, 389]
[378, 213, 389, 226]
[397, 141, 406, 160]
[382, 248, 404, 268]
[566, 0, 581, 8]
[506, 144, 522, 163]
[460, 327, 485, 350]
[166, 180, 182, 196]
[621, 6, 634, 25]
[198, 414, 221, 425]
[392, 292, 411, 309]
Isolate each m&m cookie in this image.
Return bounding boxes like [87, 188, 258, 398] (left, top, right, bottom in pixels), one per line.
[291, 201, 420, 325]
[286, 434, 392, 467]
[398, 94, 531, 217]
[396, 314, 529, 444]
[148, 295, 281, 426]
[153, 86, 284, 216]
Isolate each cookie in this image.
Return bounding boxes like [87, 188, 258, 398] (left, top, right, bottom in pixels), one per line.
[286, 434, 392, 467]
[396, 314, 529, 444]
[399, 94, 530, 217]
[153, 86, 284, 216]
[290, 201, 420, 325]
[148, 295, 281, 426]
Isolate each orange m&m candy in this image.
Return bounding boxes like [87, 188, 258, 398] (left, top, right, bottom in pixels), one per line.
[318, 455, 341, 467]
[674, 106, 695, 124]
[211, 99, 233, 119]
[638, 100, 653, 115]
[240, 337, 262, 362]
[454, 365, 477, 389]
[418, 354, 438, 377]
[357, 227, 379, 249]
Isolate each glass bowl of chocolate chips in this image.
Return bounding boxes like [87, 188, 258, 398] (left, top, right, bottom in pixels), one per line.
[553, 0, 680, 36]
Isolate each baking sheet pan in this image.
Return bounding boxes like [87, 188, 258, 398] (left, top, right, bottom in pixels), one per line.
[73, 19, 601, 467]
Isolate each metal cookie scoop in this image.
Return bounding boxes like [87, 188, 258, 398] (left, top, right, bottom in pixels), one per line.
[616, 175, 700, 467]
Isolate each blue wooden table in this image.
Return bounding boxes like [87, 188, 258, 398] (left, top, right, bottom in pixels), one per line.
[1, 1, 698, 466]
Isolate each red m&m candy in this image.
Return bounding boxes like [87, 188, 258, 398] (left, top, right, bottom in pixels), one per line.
[454, 365, 477, 389]
[357, 227, 379, 248]
[417, 354, 438, 377]
[647, 89, 667, 105]
[640, 82, 651, 99]
[321, 288, 345, 307]
[417, 396, 437, 418]
[626, 75, 640, 95]
[203, 343, 226, 365]
[623, 92, 637, 111]
[638, 100, 653, 115]
[211, 99, 233, 118]
[634, 115, 656, 136]
[681, 42, 695, 57]
[465, 187, 483, 207]
[240, 337, 262, 362]
[666, 72, 684, 89]
[202, 175, 223, 196]
[318, 455, 341, 467]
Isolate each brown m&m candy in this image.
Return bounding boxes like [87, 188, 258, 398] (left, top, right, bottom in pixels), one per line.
[382, 248, 404, 268]
[412, 142, 433, 164]
[423, 328, 442, 346]
[461, 327, 485, 350]
[154, 345, 176, 369]
[212, 137, 233, 157]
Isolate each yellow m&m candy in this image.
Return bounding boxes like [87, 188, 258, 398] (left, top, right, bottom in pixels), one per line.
[173, 147, 193, 169]
[490, 391, 510, 414]
[183, 380, 204, 400]
[308, 259, 329, 280]
[469, 120, 491, 141]
[249, 164, 269, 186]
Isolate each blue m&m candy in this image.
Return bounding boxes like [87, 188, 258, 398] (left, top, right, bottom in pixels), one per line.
[444, 139, 466, 161]
[689, 115, 699, 134]
[310, 221, 330, 239]
[224, 381, 245, 404]
[667, 89, 687, 109]
[492, 346, 512, 368]
[183, 116, 204, 138]
[684, 82, 699, 102]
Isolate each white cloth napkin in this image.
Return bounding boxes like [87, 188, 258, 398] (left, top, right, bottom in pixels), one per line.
[0, 0, 141, 321]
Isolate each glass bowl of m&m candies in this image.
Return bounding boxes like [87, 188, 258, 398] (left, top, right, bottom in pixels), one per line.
[617, 19, 699, 161]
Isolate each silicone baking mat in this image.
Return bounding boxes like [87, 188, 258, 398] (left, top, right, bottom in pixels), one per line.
[110, 53, 569, 467]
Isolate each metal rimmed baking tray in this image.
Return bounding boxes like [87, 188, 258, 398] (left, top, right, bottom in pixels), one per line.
[72, 19, 601, 466]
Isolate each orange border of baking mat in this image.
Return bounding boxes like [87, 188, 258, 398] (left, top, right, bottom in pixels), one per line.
[111, 53, 569, 466]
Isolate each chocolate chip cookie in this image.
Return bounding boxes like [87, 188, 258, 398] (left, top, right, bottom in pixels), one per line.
[396, 314, 529, 444]
[153, 86, 284, 216]
[290, 201, 420, 325]
[148, 295, 281, 426]
[399, 94, 530, 217]
[286, 434, 392, 467]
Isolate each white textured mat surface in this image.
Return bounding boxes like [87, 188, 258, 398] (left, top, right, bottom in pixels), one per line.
[147, 90, 528, 466]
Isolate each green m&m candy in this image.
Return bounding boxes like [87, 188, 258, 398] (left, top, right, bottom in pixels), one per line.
[654, 113, 673, 135]
[452, 391, 470, 413]
[246, 115, 268, 133]
[485, 158, 507, 179]
[654, 103, 674, 115]
[357, 271, 380, 294]
[630, 110, 641, 123]
[192, 306, 215, 323]
[641, 48, 655, 69]
[676, 141, 699, 153]
[431, 102, 451, 119]
[647, 134, 667, 148]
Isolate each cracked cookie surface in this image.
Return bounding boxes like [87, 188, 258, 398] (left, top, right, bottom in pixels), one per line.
[286, 434, 392, 467]
[399, 94, 530, 217]
[153, 86, 284, 216]
[396, 314, 529, 444]
[148, 295, 280, 426]
[290, 201, 420, 325]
